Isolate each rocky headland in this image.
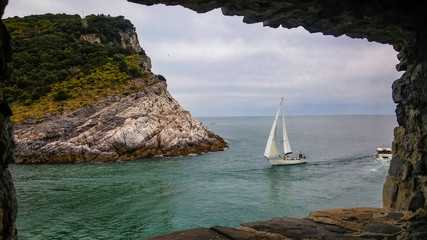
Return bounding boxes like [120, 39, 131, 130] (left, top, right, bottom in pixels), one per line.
[6, 14, 226, 164]
[13, 80, 226, 163]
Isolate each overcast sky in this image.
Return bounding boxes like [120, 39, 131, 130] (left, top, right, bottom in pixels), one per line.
[4, 0, 402, 117]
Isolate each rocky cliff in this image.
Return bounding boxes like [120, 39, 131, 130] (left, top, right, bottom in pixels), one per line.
[13, 80, 226, 163]
[6, 14, 226, 163]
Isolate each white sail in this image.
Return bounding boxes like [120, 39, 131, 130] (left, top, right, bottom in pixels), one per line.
[264, 100, 281, 158]
[282, 100, 292, 155]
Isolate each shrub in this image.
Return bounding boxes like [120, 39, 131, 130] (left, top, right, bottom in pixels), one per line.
[53, 90, 71, 102]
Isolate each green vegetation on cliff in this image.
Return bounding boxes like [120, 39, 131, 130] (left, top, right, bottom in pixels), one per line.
[2, 13, 157, 122]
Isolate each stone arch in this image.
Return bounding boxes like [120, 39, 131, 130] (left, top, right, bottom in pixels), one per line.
[1, 0, 427, 238]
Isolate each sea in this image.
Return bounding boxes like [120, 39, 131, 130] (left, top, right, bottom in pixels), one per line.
[10, 115, 396, 240]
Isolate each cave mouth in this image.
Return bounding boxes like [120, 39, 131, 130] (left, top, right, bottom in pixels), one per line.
[1, 0, 427, 239]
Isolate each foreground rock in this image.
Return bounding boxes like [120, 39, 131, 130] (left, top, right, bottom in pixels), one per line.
[145, 207, 427, 240]
[14, 81, 227, 163]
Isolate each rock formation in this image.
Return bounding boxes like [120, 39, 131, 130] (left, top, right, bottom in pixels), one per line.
[145, 208, 427, 240]
[7, 13, 226, 164]
[80, 26, 144, 53]
[13, 80, 226, 163]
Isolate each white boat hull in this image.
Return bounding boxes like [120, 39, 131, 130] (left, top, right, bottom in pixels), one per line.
[268, 158, 307, 166]
[376, 154, 392, 159]
[376, 155, 392, 162]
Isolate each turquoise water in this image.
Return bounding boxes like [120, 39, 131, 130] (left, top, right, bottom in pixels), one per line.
[10, 115, 396, 239]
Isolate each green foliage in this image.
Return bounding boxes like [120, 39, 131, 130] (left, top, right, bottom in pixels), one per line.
[82, 15, 134, 44]
[3, 13, 155, 123]
[157, 74, 167, 81]
[53, 90, 71, 102]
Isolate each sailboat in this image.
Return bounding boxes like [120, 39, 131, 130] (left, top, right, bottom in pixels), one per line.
[264, 98, 307, 165]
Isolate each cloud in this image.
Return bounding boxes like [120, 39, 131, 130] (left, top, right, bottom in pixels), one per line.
[3, 0, 401, 116]
[148, 37, 262, 62]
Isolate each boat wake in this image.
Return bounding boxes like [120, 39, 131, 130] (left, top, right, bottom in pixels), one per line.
[302, 154, 375, 166]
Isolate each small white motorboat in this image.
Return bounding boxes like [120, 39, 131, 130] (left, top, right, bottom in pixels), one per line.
[376, 147, 392, 160]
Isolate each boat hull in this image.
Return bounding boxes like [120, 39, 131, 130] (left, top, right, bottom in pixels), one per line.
[268, 158, 307, 166]
[376, 155, 392, 162]
[375, 154, 392, 159]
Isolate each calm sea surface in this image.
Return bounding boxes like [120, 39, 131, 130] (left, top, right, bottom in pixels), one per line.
[10, 115, 396, 239]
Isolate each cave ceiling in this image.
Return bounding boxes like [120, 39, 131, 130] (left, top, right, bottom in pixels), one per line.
[129, 0, 427, 46]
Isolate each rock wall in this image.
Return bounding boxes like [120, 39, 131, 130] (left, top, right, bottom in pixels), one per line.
[13, 80, 227, 163]
[383, 37, 427, 211]
[80, 33, 101, 44]
[131, 0, 427, 213]
[119, 30, 142, 53]
[0, 0, 17, 238]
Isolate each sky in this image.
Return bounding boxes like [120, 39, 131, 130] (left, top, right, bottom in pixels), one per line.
[3, 0, 402, 117]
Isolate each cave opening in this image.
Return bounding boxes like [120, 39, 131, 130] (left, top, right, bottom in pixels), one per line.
[1, 0, 427, 239]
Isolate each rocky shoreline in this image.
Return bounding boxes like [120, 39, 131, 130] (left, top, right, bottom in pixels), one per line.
[13, 81, 227, 163]
[145, 207, 427, 239]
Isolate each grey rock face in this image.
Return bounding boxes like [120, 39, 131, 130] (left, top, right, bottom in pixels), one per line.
[14, 82, 227, 163]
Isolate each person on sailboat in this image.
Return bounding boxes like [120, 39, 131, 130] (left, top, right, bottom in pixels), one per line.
[298, 151, 303, 159]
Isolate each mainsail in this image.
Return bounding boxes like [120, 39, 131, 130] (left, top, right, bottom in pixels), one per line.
[264, 100, 281, 158]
